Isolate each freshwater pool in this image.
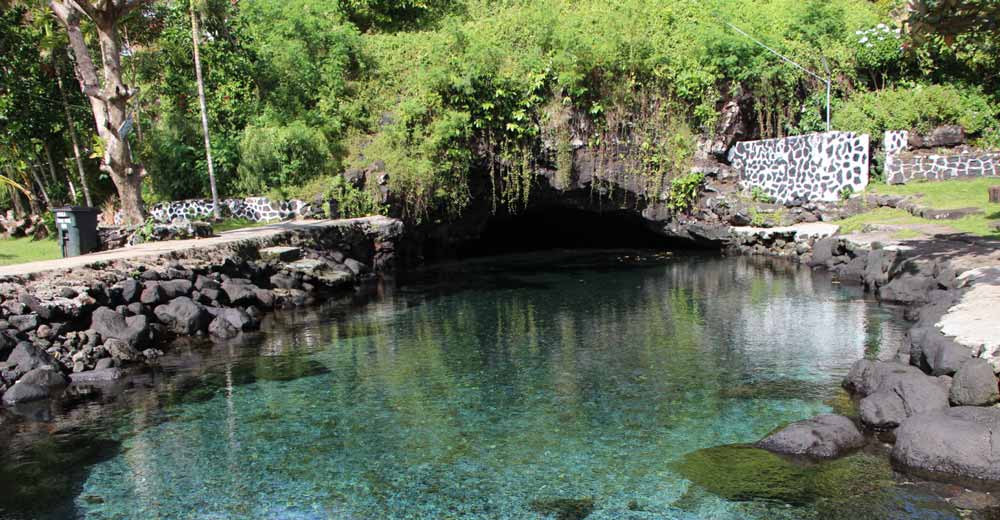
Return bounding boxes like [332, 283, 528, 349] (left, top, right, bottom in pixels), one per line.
[0, 252, 966, 519]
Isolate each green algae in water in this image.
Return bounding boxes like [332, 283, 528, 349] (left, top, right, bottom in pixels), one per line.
[673, 445, 895, 507]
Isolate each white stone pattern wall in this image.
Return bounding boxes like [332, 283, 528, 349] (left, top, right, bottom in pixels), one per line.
[116, 197, 317, 225]
[884, 130, 1000, 184]
[727, 131, 870, 204]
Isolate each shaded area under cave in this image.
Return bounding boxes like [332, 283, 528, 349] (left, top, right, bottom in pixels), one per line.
[456, 206, 708, 258]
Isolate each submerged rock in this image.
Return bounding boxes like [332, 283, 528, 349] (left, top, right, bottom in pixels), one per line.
[893, 407, 1000, 483]
[673, 445, 893, 506]
[756, 414, 865, 459]
[528, 497, 595, 520]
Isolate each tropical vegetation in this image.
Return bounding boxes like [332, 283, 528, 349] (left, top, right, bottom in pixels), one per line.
[1, 0, 998, 226]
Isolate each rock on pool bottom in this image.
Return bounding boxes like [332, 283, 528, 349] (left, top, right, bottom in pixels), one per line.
[65, 253, 941, 519]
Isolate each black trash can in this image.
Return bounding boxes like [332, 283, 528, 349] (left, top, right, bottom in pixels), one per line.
[53, 206, 100, 258]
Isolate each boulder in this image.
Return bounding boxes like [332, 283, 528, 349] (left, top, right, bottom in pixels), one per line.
[859, 373, 950, 430]
[9, 314, 38, 333]
[878, 272, 937, 304]
[19, 367, 69, 388]
[18, 293, 61, 321]
[153, 297, 208, 335]
[207, 307, 256, 339]
[343, 258, 367, 276]
[2, 381, 51, 403]
[2, 367, 68, 403]
[6, 341, 58, 375]
[140, 283, 166, 305]
[756, 414, 865, 459]
[159, 279, 193, 299]
[910, 326, 973, 376]
[194, 275, 220, 291]
[120, 279, 142, 303]
[892, 407, 1000, 482]
[104, 338, 140, 363]
[269, 273, 301, 290]
[208, 317, 239, 339]
[843, 360, 925, 397]
[909, 125, 965, 149]
[90, 307, 150, 347]
[69, 367, 123, 383]
[949, 359, 999, 406]
[221, 280, 258, 306]
[806, 238, 837, 268]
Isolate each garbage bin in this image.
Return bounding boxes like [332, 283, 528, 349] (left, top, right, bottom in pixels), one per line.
[53, 206, 100, 258]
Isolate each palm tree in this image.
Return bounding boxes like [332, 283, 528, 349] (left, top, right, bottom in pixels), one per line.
[191, 0, 221, 220]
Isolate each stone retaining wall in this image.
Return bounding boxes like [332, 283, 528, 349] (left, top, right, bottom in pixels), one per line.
[727, 131, 870, 204]
[0, 217, 402, 405]
[116, 197, 322, 225]
[884, 130, 1000, 185]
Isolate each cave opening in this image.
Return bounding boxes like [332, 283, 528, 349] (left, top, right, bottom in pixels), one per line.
[456, 205, 705, 258]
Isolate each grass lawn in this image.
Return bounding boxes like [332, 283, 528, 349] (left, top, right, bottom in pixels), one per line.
[0, 237, 62, 266]
[836, 178, 1000, 237]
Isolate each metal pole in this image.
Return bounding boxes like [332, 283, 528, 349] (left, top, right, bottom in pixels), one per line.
[724, 21, 833, 132]
[822, 57, 831, 132]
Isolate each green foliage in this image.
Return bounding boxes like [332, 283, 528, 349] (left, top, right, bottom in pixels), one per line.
[750, 186, 775, 203]
[839, 185, 854, 201]
[326, 175, 385, 218]
[833, 83, 998, 138]
[666, 172, 705, 213]
[236, 121, 336, 195]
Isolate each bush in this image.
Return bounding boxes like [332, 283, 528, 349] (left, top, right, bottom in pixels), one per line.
[667, 172, 705, 213]
[236, 121, 337, 195]
[833, 83, 998, 138]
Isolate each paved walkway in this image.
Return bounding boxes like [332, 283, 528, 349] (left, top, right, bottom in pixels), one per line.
[0, 217, 392, 278]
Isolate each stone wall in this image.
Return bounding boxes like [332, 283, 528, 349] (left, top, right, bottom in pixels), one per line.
[0, 217, 403, 405]
[728, 131, 870, 204]
[884, 130, 1000, 184]
[117, 197, 321, 225]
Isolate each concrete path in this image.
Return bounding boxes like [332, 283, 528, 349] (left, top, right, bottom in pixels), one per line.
[0, 217, 394, 278]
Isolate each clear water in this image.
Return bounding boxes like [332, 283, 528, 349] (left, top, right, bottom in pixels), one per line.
[0, 252, 966, 519]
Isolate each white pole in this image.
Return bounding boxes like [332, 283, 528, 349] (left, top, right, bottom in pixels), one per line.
[725, 21, 833, 132]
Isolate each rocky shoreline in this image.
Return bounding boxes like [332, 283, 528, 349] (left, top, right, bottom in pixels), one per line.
[0, 217, 402, 407]
[732, 221, 1000, 495]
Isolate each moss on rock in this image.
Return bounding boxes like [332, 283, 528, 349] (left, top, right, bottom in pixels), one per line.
[673, 445, 894, 507]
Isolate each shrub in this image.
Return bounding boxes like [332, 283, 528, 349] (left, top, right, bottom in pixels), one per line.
[236, 121, 337, 195]
[833, 84, 998, 137]
[667, 172, 705, 213]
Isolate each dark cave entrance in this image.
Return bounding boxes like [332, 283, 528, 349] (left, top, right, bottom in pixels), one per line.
[456, 206, 702, 258]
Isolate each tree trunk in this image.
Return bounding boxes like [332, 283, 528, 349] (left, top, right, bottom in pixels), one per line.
[56, 60, 93, 206]
[50, 1, 145, 225]
[30, 162, 52, 209]
[191, 2, 221, 220]
[10, 185, 26, 218]
[43, 141, 77, 204]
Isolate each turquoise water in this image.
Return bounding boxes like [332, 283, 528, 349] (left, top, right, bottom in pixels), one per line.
[0, 252, 965, 519]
